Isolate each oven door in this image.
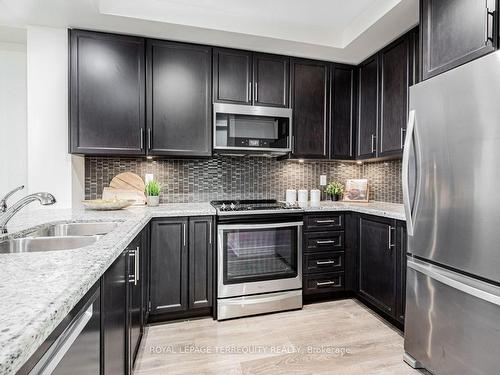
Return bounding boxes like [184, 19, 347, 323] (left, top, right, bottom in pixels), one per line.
[217, 221, 302, 298]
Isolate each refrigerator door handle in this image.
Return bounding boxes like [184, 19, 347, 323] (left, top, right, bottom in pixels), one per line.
[408, 259, 500, 306]
[402, 110, 416, 236]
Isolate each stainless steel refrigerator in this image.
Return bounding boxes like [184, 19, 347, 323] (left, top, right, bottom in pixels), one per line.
[403, 50, 500, 375]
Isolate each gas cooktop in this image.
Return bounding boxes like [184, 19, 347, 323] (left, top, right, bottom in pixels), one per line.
[211, 199, 301, 214]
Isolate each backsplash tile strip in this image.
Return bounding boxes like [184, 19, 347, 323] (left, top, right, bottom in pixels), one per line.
[85, 156, 402, 204]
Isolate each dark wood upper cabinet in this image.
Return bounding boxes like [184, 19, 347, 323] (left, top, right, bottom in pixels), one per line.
[410, 26, 420, 85]
[358, 215, 397, 316]
[291, 59, 329, 159]
[188, 217, 213, 309]
[357, 54, 379, 159]
[213, 48, 252, 105]
[253, 53, 290, 107]
[69, 30, 145, 155]
[330, 64, 356, 159]
[150, 218, 188, 315]
[147, 40, 212, 157]
[378, 35, 410, 158]
[421, 0, 496, 80]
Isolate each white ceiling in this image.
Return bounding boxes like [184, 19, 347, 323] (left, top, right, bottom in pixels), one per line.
[0, 0, 418, 64]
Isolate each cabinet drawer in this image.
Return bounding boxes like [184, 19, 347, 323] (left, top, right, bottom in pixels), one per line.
[303, 272, 344, 295]
[304, 252, 344, 274]
[305, 214, 344, 231]
[304, 231, 344, 252]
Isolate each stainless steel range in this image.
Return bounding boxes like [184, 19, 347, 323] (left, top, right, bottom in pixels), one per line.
[212, 200, 303, 320]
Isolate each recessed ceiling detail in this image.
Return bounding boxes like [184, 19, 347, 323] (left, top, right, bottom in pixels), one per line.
[98, 0, 403, 48]
[0, 0, 418, 64]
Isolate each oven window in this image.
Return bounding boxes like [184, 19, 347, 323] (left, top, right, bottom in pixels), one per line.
[223, 226, 298, 284]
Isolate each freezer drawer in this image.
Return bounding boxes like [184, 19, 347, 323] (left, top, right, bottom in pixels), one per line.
[404, 258, 500, 375]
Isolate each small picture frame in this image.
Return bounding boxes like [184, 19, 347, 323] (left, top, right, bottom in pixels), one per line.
[344, 179, 369, 202]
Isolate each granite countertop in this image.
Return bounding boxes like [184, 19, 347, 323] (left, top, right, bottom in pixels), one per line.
[304, 201, 405, 221]
[0, 200, 404, 374]
[0, 203, 215, 375]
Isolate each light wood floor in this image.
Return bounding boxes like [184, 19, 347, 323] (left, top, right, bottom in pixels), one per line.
[134, 299, 421, 375]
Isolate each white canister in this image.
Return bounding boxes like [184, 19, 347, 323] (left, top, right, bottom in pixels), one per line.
[310, 189, 321, 208]
[298, 189, 308, 207]
[286, 189, 297, 205]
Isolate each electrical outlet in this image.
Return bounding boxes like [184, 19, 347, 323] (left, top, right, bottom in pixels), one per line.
[320, 175, 327, 186]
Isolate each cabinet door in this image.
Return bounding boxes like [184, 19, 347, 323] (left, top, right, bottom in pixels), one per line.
[253, 53, 290, 107]
[291, 59, 329, 158]
[358, 216, 397, 317]
[69, 30, 145, 155]
[396, 221, 407, 324]
[330, 64, 356, 159]
[102, 251, 127, 375]
[421, 0, 496, 80]
[357, 55, 379, 159]
[147, 40, 212, 157]
[150, 218, 188, 314]
[409, 26, 420, 86]
[213, 48, 252, 105]
[188, 217, 213, 309]
[127, 236, 142, 372]
[378, 35, 410, 158]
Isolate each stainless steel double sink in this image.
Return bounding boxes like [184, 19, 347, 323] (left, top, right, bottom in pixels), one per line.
[0, 222, 120, 254]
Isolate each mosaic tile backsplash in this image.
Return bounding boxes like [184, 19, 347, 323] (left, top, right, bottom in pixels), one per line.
[85, 156, 402, 204]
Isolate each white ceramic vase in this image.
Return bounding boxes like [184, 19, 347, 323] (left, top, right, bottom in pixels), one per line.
[147, 195, 160, 207]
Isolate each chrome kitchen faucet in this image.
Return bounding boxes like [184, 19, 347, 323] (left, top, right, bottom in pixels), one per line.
[0, 186, 56, 234]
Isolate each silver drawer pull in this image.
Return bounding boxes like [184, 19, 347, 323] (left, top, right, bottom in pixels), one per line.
[317, 240, 336, 244]
[316, 219, 337, 223]
[317, 281, 335, 287]
[316, 260, 335, 265]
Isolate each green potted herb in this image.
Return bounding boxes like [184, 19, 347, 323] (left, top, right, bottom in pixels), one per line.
[325, 181, 344, 201]
[145, 180, 161, 207]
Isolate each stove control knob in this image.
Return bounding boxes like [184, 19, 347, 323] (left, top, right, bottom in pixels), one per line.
[221, 203, 227, 211]
[230, 203, 236, 210]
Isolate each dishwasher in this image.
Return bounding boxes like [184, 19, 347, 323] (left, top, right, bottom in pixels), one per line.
[21, 285, 101, 375]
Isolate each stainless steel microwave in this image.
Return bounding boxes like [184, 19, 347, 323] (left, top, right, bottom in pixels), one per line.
[213, 103, 293, 155]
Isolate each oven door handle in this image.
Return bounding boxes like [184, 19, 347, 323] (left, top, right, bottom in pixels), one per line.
[217, 222, 303, 231]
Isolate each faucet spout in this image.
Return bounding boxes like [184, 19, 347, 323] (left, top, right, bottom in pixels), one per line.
[0, 192, 56, 234]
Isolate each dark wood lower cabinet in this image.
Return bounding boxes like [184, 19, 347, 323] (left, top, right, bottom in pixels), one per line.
[149, 216, 214, 320]
[355, 214, 406, 327]
[102, 251, 128, 375]
[150, 218, 188, 314]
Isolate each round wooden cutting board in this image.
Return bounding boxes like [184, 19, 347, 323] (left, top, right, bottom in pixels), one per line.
[110, 172, 145, 193]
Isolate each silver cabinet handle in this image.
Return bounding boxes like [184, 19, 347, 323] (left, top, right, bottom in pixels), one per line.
[248, 81, 252, 102]
[183, 223, 186, 247]
[400, 128, 406, 149]
[317, 281, 335, 287]
[209, 221, 212, 245]
[388, 226, 395, 250]
[485, 7, 494, 45]
[140, 128, 144, 150]
[128, 250, 136, 284]
[316, 260, 335, 265]
[371, 134, 376, 153]
[316, 219, 336, 224]
[135, 246, 140, 282]
[254, 81, 258, 101]
[317, 240, 336, 244]
[147, 128, 152, 150]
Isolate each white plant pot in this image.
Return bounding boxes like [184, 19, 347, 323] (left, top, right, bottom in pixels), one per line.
[147, 195, 160, 207]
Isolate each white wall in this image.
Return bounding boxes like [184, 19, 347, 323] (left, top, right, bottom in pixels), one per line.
[26, 26, 84, 209]
[0, 41, 27, 198]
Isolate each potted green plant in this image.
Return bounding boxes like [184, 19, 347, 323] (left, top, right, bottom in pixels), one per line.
[325, 181, 344, 201]
[145, 180, 161, 207]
